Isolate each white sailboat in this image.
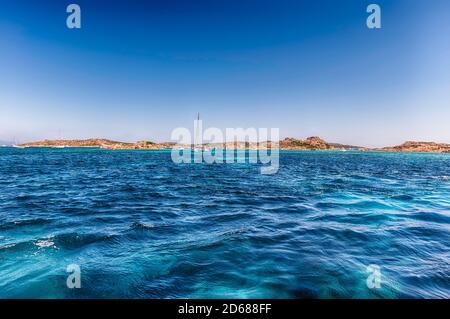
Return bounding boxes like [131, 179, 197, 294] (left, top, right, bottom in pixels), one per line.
[193, 113, 203, 152]
[55, 129, 66, 148]
[12, 137, 25, 149]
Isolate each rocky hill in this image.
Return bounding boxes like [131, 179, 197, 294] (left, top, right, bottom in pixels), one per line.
[278, 136, 363, 150]
[279, 136, 346, 150]
[379, 141, 450, 153]
[20, 139, 168, 150]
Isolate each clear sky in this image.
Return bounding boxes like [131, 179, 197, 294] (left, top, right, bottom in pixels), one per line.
[0, 0, 449, 147]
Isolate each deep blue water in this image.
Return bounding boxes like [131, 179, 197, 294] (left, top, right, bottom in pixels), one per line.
[0, 147, 449, 298]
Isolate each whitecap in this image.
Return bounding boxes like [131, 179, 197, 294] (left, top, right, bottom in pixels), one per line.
[35, 236, 56, 249]
[132, 221, 155, 229]
[0, 243, 16, 250]
[432, 176, 450, 180]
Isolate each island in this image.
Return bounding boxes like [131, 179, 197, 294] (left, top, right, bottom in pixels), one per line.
[19, 138, 170, 150]
[377, 141, 450, 153]
[18, 137, 450, 153]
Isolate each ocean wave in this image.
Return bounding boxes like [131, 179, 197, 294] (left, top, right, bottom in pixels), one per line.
[315, 199, 395, 211]
[131, 221, 156, 229]
[52, 232, 118, 250]
[432, 175, 450, 180]
[201, 212, 254, 223]
[35, 236, 56, 249]
[1, 149, 449, 298]
[0, 242, 17, 251]
[0, 218, 51, 230]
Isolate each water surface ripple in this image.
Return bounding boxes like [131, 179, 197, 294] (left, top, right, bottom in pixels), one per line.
[0, 148, 449, 298]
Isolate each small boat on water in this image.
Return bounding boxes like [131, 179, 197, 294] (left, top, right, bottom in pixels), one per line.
[193, 112, 205, 152]
[12, 137, 25, 148]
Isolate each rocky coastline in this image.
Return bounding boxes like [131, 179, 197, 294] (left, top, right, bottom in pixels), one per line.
[18, 137, 450, 153]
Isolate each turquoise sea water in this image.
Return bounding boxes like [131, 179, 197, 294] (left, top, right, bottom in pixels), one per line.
[0, 147, 449, 298]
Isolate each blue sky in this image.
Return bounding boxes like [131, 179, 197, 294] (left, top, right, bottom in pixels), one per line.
[0, 0, 449, 147]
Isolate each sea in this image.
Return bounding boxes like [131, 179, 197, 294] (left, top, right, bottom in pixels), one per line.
[0, 147, 449, 298]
